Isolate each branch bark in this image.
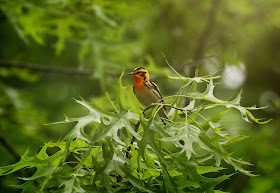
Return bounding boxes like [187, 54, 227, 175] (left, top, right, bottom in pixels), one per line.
[0, 59, 94, 75]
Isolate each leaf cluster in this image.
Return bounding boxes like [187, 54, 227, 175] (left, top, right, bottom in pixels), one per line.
[0, 71, 269, 193]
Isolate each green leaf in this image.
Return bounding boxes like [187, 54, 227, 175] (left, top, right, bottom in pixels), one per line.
[62, 172, 86, 193]
[196, 166, 225, 175]
[162, 123, 201, 160]
[20, 165, 57, 181]
[0, 147, 62, 176]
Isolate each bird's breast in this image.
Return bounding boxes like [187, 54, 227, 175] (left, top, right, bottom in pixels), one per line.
[134, 85, 159, 107]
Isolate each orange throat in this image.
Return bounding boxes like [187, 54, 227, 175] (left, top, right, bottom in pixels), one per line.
[133, 75, 146, 89]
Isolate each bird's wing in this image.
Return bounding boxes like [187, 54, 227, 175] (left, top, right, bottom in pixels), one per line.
[150, 80, 166, 110]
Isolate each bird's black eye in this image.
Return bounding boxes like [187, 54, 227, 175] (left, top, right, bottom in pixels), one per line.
[135, 71, 146, 77]
[141, 71, 146, 75]
[140, 71, 147, 77]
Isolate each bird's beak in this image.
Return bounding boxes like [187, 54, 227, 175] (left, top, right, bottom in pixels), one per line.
[129, 72, 134, 75]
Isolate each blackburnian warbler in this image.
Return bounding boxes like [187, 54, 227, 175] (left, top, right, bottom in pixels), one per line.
[129, 67, 168, 121]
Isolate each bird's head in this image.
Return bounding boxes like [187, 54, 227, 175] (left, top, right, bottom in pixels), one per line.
[129, 67, 150, 82]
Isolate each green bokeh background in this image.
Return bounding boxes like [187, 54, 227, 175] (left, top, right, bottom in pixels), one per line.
[0, 0, 280, 192]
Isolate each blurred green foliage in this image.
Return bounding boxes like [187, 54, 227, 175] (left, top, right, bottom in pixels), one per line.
[0, 0, 280, 192]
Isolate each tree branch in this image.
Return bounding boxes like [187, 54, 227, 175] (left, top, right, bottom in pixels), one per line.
[190, 0, 221, 77]
[0, 59, 94, 75]
[0, 134, 21, 161]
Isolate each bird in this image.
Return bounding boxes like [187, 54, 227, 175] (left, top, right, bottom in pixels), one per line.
[129, 67, 168, 122]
